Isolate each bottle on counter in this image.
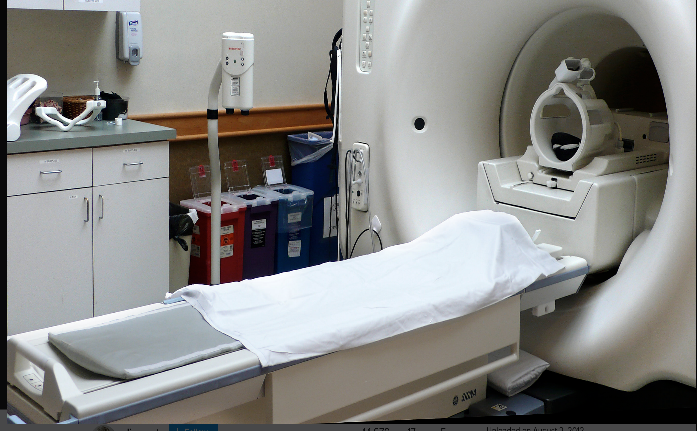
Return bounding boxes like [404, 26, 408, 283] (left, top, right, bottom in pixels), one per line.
[94, 80, 102, 121]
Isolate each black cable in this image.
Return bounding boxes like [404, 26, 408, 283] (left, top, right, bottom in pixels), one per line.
[344, 149, 352, 259]
[323, 28, 342, 261]
[324, 28, 342, 124]
[349, 228, 383, 259]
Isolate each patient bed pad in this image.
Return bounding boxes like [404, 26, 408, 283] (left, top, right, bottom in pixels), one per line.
[48, 303, 244, 379]
[171, 211, 564, 367]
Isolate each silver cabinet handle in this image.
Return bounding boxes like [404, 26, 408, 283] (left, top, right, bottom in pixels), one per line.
[99, 195, 105, 219]
[40, 170, 62, 175]
[123, 161, 144, 166]
[84, 197, 90, 222]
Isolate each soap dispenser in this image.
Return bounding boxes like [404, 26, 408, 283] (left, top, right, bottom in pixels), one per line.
[94, 80, 102, 121]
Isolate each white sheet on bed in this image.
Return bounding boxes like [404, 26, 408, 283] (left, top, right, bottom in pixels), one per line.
[168, 211, 563, 367]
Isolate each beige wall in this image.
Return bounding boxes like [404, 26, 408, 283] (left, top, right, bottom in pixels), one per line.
[7, 0, 343, 115]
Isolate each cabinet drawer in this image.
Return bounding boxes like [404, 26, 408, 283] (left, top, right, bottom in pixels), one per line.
[7, 149, 92, 196]
[93, 141, 169, 186]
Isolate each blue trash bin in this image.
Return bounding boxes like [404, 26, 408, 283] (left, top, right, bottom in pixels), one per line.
[288, 131, 338, 266]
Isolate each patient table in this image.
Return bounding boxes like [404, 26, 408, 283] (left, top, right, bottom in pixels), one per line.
[7, 213, 588, 424]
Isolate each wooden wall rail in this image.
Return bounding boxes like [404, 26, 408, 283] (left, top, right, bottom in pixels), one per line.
[130, 104, 332, 142]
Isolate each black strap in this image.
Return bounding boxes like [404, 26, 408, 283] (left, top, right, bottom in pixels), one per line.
[324, 29, 343, 124]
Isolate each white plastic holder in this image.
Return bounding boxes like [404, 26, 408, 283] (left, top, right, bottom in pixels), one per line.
[35, 99, 106, 132]
[7, 74, 48, 142]
[552, 57, 596, 85]
[532, 301, 556, 317]
[530, 59, 615, 172]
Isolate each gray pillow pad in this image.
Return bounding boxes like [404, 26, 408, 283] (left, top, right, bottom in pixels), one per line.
[48, 304, 244, 380]
[487, 349, 550, 397]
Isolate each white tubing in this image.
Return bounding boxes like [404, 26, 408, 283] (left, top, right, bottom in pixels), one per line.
[208, 62, 223, 285]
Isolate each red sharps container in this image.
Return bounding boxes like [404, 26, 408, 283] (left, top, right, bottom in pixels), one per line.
[180, 165, 247, 284]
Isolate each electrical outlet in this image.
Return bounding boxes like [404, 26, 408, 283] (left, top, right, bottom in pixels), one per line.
[351, 142, 370, 211]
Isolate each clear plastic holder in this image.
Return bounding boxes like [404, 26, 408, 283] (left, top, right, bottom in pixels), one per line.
[189, 165, 213, 200]
[185, 164, 248, 212]
[180, 195, 247, 215]
[223, 159, 276, 207]
[223, 160, 251, 193]
[261, 155, 286, 186]
[254, 154, 314, 232]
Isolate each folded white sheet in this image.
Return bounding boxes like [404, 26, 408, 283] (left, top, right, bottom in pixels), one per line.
[169, 211, 563, 367]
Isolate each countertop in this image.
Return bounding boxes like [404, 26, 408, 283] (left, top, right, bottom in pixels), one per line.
[7, 120, 177, 155]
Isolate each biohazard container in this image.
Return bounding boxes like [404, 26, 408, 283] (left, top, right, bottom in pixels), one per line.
[222, 160, 279, 280]
[253, 155, 314, 273]
[180, 165, 247, 285]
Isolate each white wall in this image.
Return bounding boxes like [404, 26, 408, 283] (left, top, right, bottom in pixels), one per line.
[7, 0, 343, 115]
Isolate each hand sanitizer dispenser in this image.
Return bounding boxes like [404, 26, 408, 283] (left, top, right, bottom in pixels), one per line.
[117, 12, 142, 66]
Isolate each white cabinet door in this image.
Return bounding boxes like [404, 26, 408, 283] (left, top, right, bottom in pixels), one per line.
[7, 0, 63, 9]
[7, 189, 93, 335]
[63, 0, 140, 11]
[93, 178, 168, 316]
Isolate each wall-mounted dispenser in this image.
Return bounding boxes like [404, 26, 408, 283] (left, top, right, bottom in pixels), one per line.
[116, 12, 142, 66]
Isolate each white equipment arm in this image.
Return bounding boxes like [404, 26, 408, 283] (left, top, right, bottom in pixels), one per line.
[35, 100, 106, 132]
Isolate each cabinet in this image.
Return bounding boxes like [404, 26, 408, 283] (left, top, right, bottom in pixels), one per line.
[7, 0, 140, 11]
[7, 141, 168, 335]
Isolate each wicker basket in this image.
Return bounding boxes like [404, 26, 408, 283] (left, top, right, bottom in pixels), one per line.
[63, 95, 95, 119]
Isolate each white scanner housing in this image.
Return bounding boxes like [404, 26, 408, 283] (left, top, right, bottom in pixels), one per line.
[478, 144, 668, 272]
[339, 1, 694, 392]
[221, 32, 254, 112]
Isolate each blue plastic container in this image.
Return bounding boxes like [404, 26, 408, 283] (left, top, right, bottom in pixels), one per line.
[254, 185, 313, 273]
[288, 131, 338, 266]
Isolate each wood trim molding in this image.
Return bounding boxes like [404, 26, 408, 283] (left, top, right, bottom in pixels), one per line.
[130, 104, 332, 142]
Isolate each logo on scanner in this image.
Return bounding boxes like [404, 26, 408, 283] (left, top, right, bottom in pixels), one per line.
[453, 388, 477, 405]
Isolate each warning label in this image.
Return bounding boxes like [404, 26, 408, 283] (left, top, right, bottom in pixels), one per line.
[191, 243, 201, 258]
[288, 240, 301, 258]
[220, 224, 234, 250]
[221, 244, 234, 258]
[288, 212, 302, 224]
[230, 77, 240, 96]
[251, 218, 267, 248]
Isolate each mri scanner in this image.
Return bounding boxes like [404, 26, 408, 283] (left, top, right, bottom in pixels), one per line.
[6, 0, 695, 424]
[339, 0, 694, 392]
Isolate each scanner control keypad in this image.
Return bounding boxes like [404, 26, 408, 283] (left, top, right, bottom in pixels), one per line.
[359, 0, 374, 72]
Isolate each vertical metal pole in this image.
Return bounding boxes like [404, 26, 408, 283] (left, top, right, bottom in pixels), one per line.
[207, 61, 223, 285]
